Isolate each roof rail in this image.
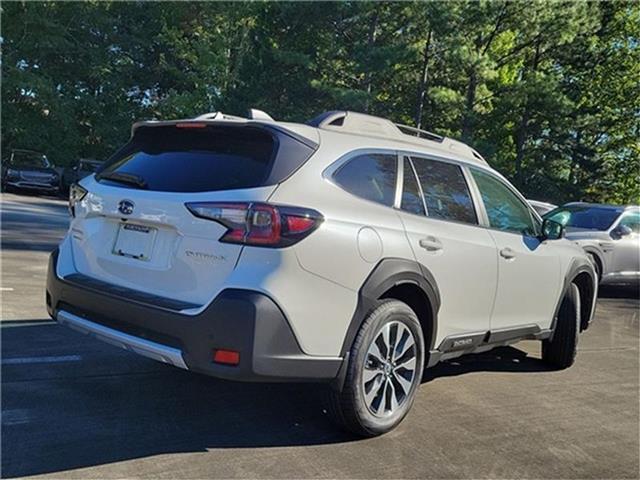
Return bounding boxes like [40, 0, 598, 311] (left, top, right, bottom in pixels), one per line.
[309, 111, 445, 144]
[308, 110, 488, 165]
[395, 123, 444, 143]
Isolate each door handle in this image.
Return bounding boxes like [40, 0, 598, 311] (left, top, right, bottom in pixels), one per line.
[499, 247, 516, 259]
[419, 236, 443, 252]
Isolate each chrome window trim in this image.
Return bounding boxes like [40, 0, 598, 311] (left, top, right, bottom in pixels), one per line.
[407, 156, 429, 216]
[324, 147, 544, 240]
[462, 165, 490, 227]
[394, 151, 404, 209]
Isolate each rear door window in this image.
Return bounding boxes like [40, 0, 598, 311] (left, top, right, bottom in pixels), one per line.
[97, 124, 314, 193]
[410, 156, 477, 224]
[332, 153, 398, 206]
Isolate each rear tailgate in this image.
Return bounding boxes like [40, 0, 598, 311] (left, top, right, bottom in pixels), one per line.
[67, 122, 316, 308]
[71, 179, 277, 307]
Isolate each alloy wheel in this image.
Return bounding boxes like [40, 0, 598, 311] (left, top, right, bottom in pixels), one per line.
[362, 321, 417, 417]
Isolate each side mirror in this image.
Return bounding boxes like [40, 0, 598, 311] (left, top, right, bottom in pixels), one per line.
[610, 224, 632, 240]
[541, 218, 564, 240]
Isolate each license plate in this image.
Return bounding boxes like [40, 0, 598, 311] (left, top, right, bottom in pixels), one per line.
[113, 223, 157, 261]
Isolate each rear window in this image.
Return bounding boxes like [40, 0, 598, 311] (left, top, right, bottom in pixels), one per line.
[333, 153, 398, 206]
[97, 124, 314, 192]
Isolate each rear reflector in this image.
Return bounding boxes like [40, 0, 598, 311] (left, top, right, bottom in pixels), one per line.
[213, 349, 240, 366]
[186, 202, 323, 248]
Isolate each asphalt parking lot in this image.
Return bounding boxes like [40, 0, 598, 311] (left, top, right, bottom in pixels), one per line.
[1, 191, 639, 479]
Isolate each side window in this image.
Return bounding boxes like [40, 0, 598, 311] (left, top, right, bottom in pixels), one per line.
[470, 168, 537, 235]
[410, 156, 477, 224]
[618, 211, 640, 234]
[400, 157, 425, 215]
[333, 153, 397, 206]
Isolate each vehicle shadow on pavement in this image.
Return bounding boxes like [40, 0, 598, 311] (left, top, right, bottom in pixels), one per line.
[598, 284, 639, 300]
[2, 323, 560, 478]
[1, 323, 358, 478]
[422, 346, 551, 383]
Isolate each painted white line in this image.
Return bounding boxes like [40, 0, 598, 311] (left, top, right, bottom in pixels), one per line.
[0, 321, 56, 328]
[0, 287, 14, 291]
[2, 355, 82, 365]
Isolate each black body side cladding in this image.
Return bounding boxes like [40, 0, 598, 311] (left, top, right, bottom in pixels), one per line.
[428, 324, 552, 367]
[550, 257, 597, 334]
[47, 250, 341, 382]
[339, 258, 441, 357]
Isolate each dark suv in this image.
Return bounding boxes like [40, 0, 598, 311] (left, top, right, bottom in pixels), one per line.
[2, 149, 60, 195]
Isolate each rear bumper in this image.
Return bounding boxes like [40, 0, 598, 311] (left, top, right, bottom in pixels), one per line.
[46, 249, 342, 382]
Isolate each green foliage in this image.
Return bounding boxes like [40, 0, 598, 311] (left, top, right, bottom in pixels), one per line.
[2, 1, 638, 204]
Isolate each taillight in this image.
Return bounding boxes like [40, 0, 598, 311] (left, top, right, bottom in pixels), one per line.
[185, 202, 323, 247]
[68, 183, 87, 217]
[175, 122, 207, 129]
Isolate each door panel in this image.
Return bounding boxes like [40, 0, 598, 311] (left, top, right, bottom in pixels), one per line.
[469, 167, 561, 330]
[399, 156, 497, 346]
[400, 212, 498, 345]
[486, 231, 561, 330]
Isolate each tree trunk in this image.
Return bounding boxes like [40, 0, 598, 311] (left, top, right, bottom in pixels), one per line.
[514, 37, 541, 186]
[414, 29, 432, 129]
[461, 69, 477, 142]
[364, 8, 379, 114]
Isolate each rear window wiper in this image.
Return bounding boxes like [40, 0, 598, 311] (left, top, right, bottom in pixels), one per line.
[98, 171, 147, 189]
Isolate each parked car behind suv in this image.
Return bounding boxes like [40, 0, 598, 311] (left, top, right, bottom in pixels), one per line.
[2, 149, 60, 195]
[47, 110, 597, 436]
[544, 203, 640, 285]
[62, 159, 103, 193]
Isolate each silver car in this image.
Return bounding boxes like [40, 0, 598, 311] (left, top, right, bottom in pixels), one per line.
[528, 199, 557, 216]
[544, 203, 640, 285]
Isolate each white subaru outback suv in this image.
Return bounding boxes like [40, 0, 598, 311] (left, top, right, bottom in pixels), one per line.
[47, 110, 597, 436]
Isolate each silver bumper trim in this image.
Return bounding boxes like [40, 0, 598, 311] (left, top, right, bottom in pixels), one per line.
[57, 309, 188, 370]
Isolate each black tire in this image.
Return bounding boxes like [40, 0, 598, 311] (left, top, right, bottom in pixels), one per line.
[329, 299, 425, 437]
[542, 283, 580, 369]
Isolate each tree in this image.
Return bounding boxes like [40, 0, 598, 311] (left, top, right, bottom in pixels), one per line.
[2, 1, 638, 204]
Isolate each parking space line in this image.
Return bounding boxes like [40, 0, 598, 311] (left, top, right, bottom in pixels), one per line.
[0, 320, 56, 328]
[2, 355, 82, 365]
